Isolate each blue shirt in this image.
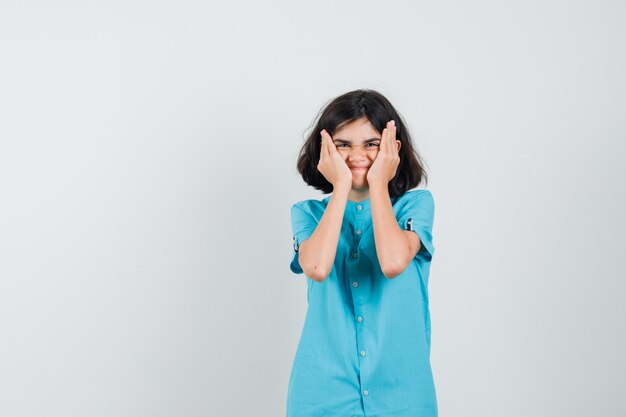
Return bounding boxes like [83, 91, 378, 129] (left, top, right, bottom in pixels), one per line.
[287, 189, 438, 417]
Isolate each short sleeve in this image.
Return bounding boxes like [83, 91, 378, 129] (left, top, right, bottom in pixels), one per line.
[290, 203, 318, 274]
[397, 190, 435, 262]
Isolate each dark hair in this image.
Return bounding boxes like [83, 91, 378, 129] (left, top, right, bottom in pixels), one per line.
[295, 89, 429, 197]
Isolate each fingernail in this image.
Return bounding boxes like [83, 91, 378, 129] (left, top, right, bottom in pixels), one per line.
[391, 120, 395, 126]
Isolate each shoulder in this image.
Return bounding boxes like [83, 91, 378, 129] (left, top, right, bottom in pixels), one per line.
[291, 196, 329, 218]
[394, 188, 435, 206]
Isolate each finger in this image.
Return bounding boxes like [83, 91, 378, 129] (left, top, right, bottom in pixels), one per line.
[324, 130, 334, 157]
[391, 122, 401, 155]
[319, 130, 326, 161]
[386, 121, 395, 153]
[389, 120, 396, 153]
[381, 127, 388, 154]
[329, 139, 338, 158]
[321, 129, 332, 158]
[384, 122, 391, 152]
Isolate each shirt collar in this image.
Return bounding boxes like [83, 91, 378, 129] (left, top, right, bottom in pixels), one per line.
[323, 194, 371, 213]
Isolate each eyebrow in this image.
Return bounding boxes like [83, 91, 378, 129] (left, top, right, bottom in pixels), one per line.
[333, 137, 381, 144]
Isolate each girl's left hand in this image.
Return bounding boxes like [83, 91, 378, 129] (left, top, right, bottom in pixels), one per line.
[366, 120, 401, 186]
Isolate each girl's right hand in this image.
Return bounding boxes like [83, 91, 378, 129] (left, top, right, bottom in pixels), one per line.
[317, 129, 353, 188]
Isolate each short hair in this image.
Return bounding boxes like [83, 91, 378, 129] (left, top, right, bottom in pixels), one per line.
[295, 89, 429, 197]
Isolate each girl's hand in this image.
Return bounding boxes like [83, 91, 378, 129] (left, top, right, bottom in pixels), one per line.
[366, 120, 401, 186]
[317, 129, 353, 188]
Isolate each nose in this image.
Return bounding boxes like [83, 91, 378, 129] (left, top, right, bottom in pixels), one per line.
[348, 144, 368, 157]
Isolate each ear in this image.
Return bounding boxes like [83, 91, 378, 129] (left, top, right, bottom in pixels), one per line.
[395, 140, 401, 153]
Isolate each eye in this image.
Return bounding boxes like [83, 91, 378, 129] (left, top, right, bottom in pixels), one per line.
[367, 142, 380, 148]
[336, 143, 349, 148]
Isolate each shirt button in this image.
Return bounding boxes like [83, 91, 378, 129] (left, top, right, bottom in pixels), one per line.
[360, 350, 366, 357]
[352, 281, 359, 288]
[357, 205, 363, 211]
[357, 316, 363, 323]
[356, 229, 362, 235]
[363, 389, 369, 396]
[352, 252, 358, 258]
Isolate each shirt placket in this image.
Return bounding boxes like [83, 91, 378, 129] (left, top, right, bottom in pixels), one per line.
[347, 202, 372, 414]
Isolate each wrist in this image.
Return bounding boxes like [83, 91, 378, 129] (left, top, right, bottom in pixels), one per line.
[367, 180, 389, 191]
[333, 181, 352, 194]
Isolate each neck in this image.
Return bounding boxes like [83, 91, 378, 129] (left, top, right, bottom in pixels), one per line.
[348, 187, 370, 202]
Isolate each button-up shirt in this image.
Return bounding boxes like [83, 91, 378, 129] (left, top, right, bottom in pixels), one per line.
[287, 189, 437, 417]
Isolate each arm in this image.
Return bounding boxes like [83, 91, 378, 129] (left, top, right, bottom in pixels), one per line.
[370, 183, 421, 278]
[366, 119, 419, 278]
[298, 183, 350, 282]
[298, 128, 353, 282]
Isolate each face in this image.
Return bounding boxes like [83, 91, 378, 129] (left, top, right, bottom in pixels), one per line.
[331, 117, 381, 191]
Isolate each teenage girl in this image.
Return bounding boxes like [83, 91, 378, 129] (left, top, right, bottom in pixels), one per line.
[288, 89, 437, 417]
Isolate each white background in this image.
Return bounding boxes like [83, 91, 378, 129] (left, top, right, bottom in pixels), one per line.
[1, 1, 625, 416]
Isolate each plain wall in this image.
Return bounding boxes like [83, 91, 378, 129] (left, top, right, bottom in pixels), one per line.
[1, 1, 625, 416]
